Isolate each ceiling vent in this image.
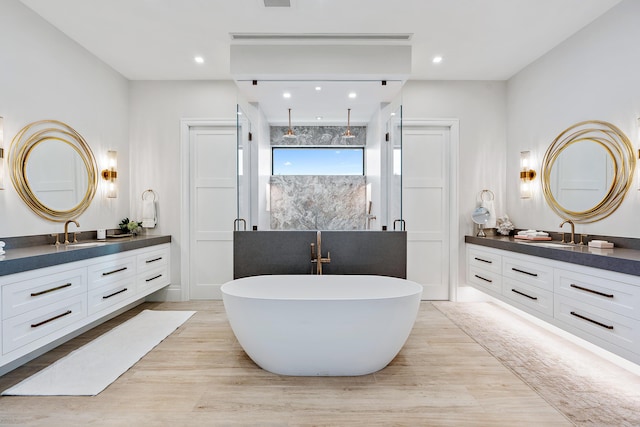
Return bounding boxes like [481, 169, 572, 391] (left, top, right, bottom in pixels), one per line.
[264, 0, 291, 6]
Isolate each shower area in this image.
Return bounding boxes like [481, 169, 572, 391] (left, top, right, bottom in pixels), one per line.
[233, 80, 407, 278]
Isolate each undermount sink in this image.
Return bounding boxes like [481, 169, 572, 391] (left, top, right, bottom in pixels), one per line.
[517, 241, 577, 249]
[65, 242, 106, 249]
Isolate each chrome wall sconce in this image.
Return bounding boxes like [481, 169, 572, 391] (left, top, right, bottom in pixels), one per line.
[520, 150, 536, 199]
[101, 150, 118, 198]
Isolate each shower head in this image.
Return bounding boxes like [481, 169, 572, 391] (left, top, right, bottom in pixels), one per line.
[343, 108, 356, 139]
[283, 108, 297, 140]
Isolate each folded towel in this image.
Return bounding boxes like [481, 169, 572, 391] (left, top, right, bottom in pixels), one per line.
[141, 199, 157, 228]
[517, 230, 548, 236]
[588, 240, 614, 248]
[480, 199, 496, 229]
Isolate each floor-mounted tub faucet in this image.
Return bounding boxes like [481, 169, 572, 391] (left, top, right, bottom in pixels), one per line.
[559, 219, 575, 244]
[310, 231, 331, 275]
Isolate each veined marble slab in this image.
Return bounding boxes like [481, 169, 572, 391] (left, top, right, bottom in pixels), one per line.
[270, 176, 366, 230]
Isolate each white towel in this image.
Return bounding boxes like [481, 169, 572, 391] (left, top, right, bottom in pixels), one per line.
[480, 200, 496, 229]
[141, 199, 156, 228]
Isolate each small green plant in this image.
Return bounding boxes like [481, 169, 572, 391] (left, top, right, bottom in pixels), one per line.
[119, 218, 143, 234]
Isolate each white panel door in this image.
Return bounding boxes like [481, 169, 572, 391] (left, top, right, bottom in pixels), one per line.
[189, 126, 236, 299]
[403, 126, 450, 300]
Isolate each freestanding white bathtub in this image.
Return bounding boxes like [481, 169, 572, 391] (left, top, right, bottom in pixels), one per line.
[221, 275, 423, 376]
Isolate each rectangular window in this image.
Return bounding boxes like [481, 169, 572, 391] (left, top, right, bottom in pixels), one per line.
[272, 147, 364, 175]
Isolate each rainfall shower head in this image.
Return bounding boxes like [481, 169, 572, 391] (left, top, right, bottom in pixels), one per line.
[342, 108, 356, 139]
[283, 108, 298, 140]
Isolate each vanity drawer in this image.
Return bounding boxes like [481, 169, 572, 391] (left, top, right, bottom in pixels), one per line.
[555, 268, 640, 320]
[2, 267, 87, 320]
[88, 256, 136, 289]
[88, 277, 137, 315]
[137, 264, 170, 294]
[468, 264, 502, 297]
[2, 294, 87, 354]
[555, 295, 639, 353]
[467, 246, 502, 274]
[503, 256, 553, 292]
[502, 277, 553, 317]
[137, 245, 169, 274]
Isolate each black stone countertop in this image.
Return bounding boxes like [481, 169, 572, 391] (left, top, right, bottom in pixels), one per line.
[465, 235, 640, 277]
[0, 235, 171, 277]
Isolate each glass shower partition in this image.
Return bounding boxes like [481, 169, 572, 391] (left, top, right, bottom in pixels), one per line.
[387, 104, 403, 230]
[236, 104, 252, 230]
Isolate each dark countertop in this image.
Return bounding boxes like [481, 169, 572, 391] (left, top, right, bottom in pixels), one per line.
[0, 235, 171, 277]
[465, 235, 640, 277]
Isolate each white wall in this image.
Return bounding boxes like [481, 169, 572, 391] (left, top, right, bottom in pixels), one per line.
[0, 0, 130, 237]
[402, 80, 508, 284]
[128, 80, 238, 300]
[507, 0, 640, 237]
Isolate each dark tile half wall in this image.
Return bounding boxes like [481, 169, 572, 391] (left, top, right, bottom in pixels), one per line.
[234, 231, 406, 279]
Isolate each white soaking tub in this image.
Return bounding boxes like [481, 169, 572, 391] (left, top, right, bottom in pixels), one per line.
[221, 274, 422, 376]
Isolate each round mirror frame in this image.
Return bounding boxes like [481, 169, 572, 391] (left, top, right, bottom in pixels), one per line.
[541, 120, 635, 223]
[9, 120, 98, 222]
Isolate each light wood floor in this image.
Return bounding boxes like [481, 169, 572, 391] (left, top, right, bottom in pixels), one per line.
[0, 301, 572, 426]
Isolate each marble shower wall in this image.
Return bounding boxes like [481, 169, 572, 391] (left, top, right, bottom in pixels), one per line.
[271, 125, 366, 146]
[270, 176, 366, 230]
[270, 125, 367, 230]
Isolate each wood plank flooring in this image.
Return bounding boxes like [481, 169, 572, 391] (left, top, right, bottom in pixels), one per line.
[0, 302, 572, 426]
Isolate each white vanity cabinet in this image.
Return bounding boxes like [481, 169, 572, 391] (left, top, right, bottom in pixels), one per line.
[0, 242, 170, 373]
[466, 243, 640, 365]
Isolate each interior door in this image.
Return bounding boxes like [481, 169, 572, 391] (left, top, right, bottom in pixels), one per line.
[403, 124, 450, 300]
[189, 125, 237, 299]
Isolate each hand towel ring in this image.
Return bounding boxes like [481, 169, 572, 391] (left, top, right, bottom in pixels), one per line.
[142, 189, 157, 201]
[479, 189, 494, 202]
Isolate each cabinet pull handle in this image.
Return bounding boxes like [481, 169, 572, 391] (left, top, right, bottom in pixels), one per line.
[474, 274, 492, 283]
[570, 311, 614, 330]
[570, 284, 614, 298]
[102, 267, 128, 276]
[512, 267, 538, 277]
[511, 289, 538, 300]
[30, 282, 72, 297]
[146, 274, 162, 282]
[31, 310, 72, 328]
[474, 257, 492, 264]
[146, 257, 163, 264]
[103, 288, 128, 299]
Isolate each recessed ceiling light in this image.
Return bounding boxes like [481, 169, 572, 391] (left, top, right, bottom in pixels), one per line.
[194, 56, 204, 64]
[283, 92, 291, 99]
[316, 116, 323, 120]
[315, 86, 322, 91]
[432, 56, 443, 64]
[348, 92, 357, 99]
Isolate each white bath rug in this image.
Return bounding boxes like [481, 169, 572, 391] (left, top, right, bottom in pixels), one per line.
[2, 309, 195, 396]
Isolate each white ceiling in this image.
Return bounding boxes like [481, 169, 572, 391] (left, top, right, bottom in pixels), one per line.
[19, 0, 621, 122]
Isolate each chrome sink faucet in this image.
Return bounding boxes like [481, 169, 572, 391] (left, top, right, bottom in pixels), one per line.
[64, 219, 80, 244]
[559, 219, 575, 244]
[310, 230, 331, 275]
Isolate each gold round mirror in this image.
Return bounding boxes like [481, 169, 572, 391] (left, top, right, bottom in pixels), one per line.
[541, 120, 635, 223]
[9, 120, 98, 222]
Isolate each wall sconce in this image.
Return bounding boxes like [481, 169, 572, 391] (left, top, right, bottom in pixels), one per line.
[520, 151, 536, 199]
[101, 150, 118, 198]
[0, 116, 4, 190]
